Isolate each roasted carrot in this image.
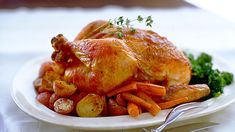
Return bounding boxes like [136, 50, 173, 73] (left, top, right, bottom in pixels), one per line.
[116, 94, 127, 106]
[107, 82, 137, 97]
[136, 92, 161, 116]
[158, 97, 189, 109]
[121, 92, 152, 109]
[136, 82, 166, 96]
[127, 102, 140, 117]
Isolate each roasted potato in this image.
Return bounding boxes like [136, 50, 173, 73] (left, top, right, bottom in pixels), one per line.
[36, 92, 52, 107]
[69, 92, 87, 115]
[33, 78, 42, 89]
[54, 98, 74, 114]
[100, 96, 108, 116]
[53, 80, 77, 97]
[39, 61, 54, 77]
[76, 94, 104, 117]
[116, 94, 127, 106]
[48, 93, 60, 110]
[108, 98, 127, 116]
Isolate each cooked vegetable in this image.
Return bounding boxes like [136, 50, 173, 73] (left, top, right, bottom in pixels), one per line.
[107, 82, 137, 97]
[121, 92, 152, 109]
[53, 80, 77, 97]
[54, 98, 74, 114]
[100, 96, 108, 116]
[185, 52, 233, 97]
[127, 102, 140, 117]
[108, 98, 127, 116]
[136, 92, 161, 116]
[136, 82, 166, 96]
[158, 97, 189, 109]
[76, 94, 104, 117]
[36, 92, 52, 107]
[116, 94, 127, 106]
[39, 61, 54, 77]
[48, 93, 60, 110]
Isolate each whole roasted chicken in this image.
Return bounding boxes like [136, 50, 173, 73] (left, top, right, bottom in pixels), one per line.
[51, 20, 203, 97]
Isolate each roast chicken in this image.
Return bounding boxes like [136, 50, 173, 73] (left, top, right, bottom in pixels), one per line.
[50, 20, 205, 97]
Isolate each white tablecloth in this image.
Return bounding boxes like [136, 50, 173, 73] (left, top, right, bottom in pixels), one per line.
[1, 6, 235, 132]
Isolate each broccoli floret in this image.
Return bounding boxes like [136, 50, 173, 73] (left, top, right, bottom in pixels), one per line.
[221, 72, 233, 85]
[184, 52, 234, 98]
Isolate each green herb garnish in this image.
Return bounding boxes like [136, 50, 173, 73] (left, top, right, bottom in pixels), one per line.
[108, 15, 154, 38]
[184, 52, 233, 98]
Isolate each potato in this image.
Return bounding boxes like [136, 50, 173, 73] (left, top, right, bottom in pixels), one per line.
[53, 80, 77, 97]
[48, 93, 60, 110]
[108, 98, 127, 116]
[70, 92, 88, 115]
[70, 92, 87, 105]
[36, 92, 52, 107]
[100, 96, 108, 116]
[38, 71, 61, 93]
[39, 61, 54, 77]
[76, 94, 104, 117]
[54, 98, 74, 114]
[116, 94, 127, 106]
[33, 78, 42, 89]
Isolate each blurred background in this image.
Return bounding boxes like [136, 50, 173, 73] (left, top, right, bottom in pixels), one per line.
[0, 0, 193, 8]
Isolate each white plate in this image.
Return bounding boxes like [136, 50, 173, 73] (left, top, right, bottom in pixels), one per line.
[11, 53, 235, 130]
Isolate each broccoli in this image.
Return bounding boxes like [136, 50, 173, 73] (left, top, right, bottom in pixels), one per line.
[184, 52, 233, 98]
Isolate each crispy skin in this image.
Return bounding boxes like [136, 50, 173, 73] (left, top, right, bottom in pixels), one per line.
[58, 38, 137, 94]
[51, 20, 192, 94]
[75, 20, 192, 87]
[162, 84, 210, 102]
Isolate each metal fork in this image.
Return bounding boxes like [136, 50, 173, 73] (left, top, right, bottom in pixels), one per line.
[143, 102, 206, 132]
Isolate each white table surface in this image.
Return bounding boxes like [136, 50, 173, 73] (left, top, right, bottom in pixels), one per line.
[1, 5, 235, 132]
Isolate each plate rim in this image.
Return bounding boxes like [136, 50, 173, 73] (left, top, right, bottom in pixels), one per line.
[11, 52, 235, 130]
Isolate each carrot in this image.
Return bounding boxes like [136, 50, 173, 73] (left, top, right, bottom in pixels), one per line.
[127, 102, 140, 117]
[121, 92, 152, 109]
[136, 82, 166, 96]
[116, 94, 127, 106]
[158, 97, 189, 109]
[136, 92, 161, 116]
[107, 82, 137, 97]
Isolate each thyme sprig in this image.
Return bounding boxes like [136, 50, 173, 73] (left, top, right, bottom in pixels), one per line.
[108, 15, 154, 38]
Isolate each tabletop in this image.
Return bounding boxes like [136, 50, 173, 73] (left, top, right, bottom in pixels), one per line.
[1, 1, 235, 132]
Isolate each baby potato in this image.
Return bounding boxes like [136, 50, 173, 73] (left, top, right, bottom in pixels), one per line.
[33, 78, 42, 89]
[76, 94, 104, 117]
[39, 61, 54, 77]
[48, 93, 60, 110]
[54, 98, 74, 114]
[108, 98, 128, 116]
[100, 96, 108, 116]
[53, 80, 77, 97]
[36, 92, 52, 107]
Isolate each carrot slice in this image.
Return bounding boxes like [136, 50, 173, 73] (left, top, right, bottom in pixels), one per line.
[127, 102, 140, 117]
[158, 97, 189, 109]
[121, 92, 152, 109]
[136, 92, 161, 116]
[107, 82, 137, 97]
[136, 82, 166, 96]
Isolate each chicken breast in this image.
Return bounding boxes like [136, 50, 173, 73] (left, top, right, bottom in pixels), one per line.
[51, 20, 192, 94]
[75, 20, 192, 87]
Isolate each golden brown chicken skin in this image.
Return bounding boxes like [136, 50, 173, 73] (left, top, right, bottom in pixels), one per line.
[51, 20, 192, 95]
[75, 20, 192, 87]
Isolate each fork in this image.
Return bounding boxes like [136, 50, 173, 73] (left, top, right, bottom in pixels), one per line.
[143, 102, 206, 132]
